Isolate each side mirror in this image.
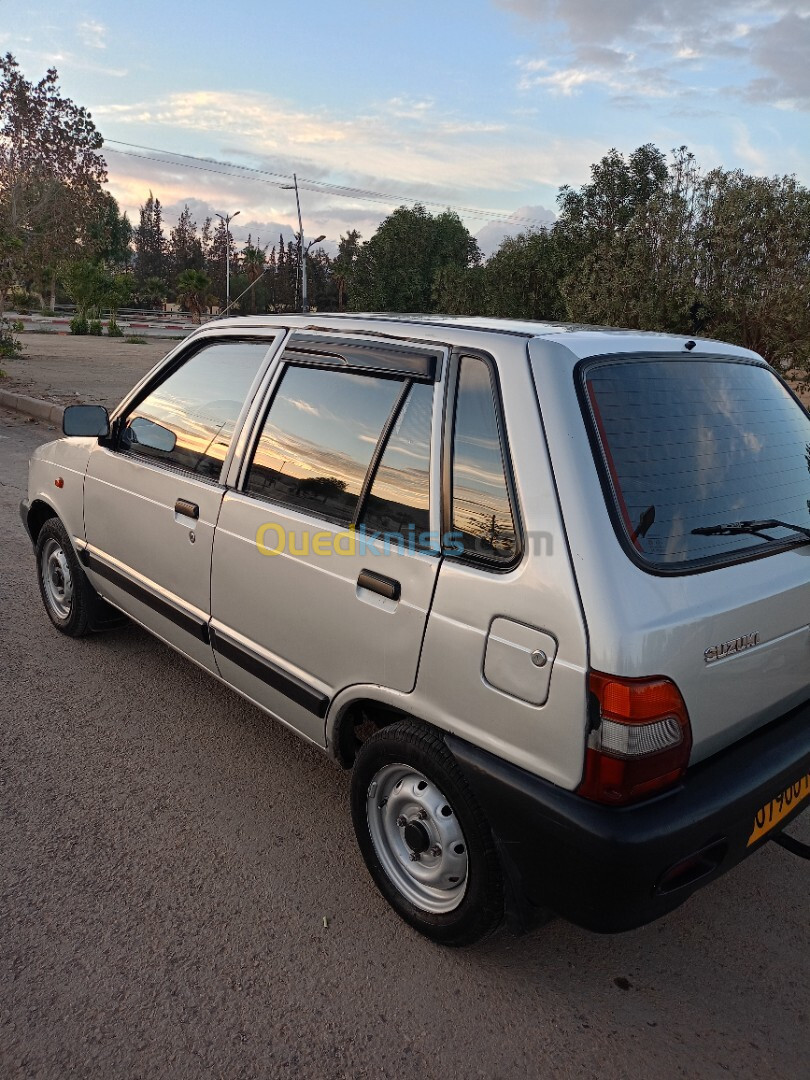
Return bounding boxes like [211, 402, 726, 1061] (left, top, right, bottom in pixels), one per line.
[126, 416, 177, 453]
[63, 404, 110, 438]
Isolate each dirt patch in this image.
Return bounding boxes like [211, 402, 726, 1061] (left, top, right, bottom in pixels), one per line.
[0, 335, 174, 410]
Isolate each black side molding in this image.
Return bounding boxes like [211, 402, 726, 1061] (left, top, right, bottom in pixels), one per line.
[357, 569, 401, 601]
[211, 628, 329, 718]
[84, 552, 210, 644]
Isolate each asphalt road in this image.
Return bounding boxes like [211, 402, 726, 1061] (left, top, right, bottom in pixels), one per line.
[1, 411, 808, 1080]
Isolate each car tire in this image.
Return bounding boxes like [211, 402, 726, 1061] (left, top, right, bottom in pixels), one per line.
[36, 518, 96, 637]
[351, 718, 504, 946]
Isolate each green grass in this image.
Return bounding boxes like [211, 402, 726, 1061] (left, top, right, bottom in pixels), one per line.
[124, 335, 148, 344]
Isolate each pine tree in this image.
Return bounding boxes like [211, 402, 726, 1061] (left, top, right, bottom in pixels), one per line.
[169, 204, 203, 282]
[134, 191, 167, 291]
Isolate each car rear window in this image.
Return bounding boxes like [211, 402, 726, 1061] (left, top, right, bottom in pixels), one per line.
[582, 357, 810, 570]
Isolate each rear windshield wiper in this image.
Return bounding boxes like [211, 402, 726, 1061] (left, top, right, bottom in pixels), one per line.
[692, 519, 810, 542]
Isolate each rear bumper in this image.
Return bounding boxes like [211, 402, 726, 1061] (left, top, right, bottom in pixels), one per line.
[447, 697, 810, 933]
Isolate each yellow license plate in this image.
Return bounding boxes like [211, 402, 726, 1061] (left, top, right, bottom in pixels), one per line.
[747, 772, 810, 846]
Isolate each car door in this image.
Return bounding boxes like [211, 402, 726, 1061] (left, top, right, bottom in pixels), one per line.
[210, 334, 444, 744]
[82, 337, 277, 670]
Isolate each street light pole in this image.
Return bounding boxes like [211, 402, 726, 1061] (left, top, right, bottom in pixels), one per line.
[281, 174, 324, 314]
[215, 210, 240, 314]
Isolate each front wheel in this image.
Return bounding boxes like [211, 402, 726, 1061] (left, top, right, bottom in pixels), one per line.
[36, 518, 94, 637]
[351, 719, 504, 946]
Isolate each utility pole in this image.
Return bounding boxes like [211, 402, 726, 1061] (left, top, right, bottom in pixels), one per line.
[281, 174, 325, 313]
[215, 210, 240, 314]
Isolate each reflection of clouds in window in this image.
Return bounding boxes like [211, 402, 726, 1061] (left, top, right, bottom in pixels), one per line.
[246, 365, 403, 526]
[454, 461, 511, 491]
[363, 382, 433, 537]
[253, 422, 370, 494]
[451, 357, 516, 561]
[287, 397, 321, 417]
[456, 433, 499, 452]
[124, 342, 267, 475]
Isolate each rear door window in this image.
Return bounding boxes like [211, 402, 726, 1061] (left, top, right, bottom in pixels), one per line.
[360, 381, 433, 541]
[583, 357, 810, 570]
[244, 365, 404, 526]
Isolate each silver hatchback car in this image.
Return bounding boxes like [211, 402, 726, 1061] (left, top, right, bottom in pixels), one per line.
[21, 315, 810, 945]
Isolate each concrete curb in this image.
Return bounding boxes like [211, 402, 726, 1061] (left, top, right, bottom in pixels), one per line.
[0, 389, 65, 427]
[12, 313, 197, 334]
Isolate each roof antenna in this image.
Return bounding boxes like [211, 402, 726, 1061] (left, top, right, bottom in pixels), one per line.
[684, 340, 697, 351]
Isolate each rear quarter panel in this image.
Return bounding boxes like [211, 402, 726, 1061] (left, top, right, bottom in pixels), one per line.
[417, 337, 590, 790]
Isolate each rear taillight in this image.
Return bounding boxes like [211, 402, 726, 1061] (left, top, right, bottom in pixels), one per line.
[577, 671, 692, 806]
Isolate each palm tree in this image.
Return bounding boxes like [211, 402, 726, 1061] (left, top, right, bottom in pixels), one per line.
[176, 269, 211, 324]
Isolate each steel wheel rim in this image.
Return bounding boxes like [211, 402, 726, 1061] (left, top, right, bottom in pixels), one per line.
[366, 763, 469, 914]
[41, 538, 73, 620]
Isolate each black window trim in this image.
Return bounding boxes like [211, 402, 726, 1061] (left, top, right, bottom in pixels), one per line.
[285, 333, 441, 382]
[576, 351, 810, 577]
[442, 347, 524, 572]
[239, 354, 419, 529]
[107, 334, 277, 487]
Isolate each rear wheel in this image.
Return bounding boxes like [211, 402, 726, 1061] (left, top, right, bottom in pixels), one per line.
[36, 518, 94, 637]
[351, 719, 504, 946]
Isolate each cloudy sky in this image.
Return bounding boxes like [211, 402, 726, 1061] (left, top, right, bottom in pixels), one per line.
[4, 0, 809, 255]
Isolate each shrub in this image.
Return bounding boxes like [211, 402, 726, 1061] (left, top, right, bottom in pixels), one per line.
[124, 335, 148, 344]
[88, 319, 103, 336]
[0, 317, 24, 357]
[70, 313, 89, 335]
[9, 288, 37, 312]
[107, 321, 124, 337]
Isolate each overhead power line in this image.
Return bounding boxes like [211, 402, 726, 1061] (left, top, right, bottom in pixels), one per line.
[103, 138, 553, 229]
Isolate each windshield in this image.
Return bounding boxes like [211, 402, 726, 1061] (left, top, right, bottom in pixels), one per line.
[582, 356, 810, 570]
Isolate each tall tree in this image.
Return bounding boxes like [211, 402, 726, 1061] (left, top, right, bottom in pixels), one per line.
[87, 190, 132, 269]
[168, 204, 203, 282]
[0, 53, 106, 316]
[206, 217, 236, 306]
[133, 191, 167, 295]
[332, 229, 362, 311]
[349, 205, 481, 312]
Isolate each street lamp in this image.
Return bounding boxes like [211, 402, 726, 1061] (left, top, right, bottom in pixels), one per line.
[281, 174, 325, 313]
[215, 210, 240, 314]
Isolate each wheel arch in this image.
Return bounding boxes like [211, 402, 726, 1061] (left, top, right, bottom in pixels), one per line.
[330, 696, 435, 769]
[26, 498, 60, 545]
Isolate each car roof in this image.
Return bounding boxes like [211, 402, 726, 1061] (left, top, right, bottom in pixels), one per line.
[196, 313, 761, 362]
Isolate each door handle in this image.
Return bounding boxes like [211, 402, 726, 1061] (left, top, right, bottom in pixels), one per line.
[357, 569, 401, 601]
[175, 498, 200, 520]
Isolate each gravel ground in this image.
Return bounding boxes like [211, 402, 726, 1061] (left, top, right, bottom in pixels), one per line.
[1, 410, 808, 1080]
[0, 336, 172, 411]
